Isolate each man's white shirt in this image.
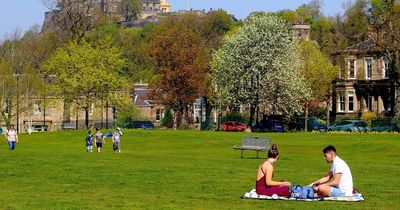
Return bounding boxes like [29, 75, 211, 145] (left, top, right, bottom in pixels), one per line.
[330, 156, 353, 196]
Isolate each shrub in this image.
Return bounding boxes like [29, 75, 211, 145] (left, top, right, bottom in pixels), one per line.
[361, 111, 377, 126]
[221, 112, 247, 123]
[160, 109, 174, 128]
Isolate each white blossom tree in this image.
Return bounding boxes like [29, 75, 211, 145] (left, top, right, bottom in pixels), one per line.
[211, 13, 311, 125]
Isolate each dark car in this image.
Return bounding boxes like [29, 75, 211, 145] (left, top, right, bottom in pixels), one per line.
[370, 118, 393, 132]
[126, 121, 154, 129]
[221, 121, 247, 131]
[328, 120, 369, 132]
[251, 116, 285, 132]
[289, 117, 327, 132]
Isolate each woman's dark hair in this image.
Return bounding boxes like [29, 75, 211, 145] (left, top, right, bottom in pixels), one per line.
[268, 144, 279, 158]
[323, 145, 336, 154]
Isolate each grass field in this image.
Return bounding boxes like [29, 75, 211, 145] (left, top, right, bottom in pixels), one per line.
[0, 130, 399, 210]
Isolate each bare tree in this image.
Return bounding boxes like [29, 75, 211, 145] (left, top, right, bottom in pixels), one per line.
[41, 0, 97, 43]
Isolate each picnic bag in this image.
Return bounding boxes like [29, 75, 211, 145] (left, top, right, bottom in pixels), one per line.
[291, 185, 315, 199]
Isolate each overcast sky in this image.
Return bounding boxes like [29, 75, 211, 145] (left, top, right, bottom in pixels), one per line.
[0, 0, 351, 41]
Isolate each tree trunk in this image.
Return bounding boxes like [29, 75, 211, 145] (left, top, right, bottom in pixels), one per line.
[181, 107, 187, 129]
[304, 104, 309, 132]
[85, 107, 89, 129]
[173, 109, 178, 130]
[248, 105, 255, 127]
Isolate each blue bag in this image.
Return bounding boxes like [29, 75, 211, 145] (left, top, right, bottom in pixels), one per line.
[291, 185, 315, 199]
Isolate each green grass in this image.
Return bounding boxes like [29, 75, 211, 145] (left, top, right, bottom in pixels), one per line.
[0, 130, 399, 209]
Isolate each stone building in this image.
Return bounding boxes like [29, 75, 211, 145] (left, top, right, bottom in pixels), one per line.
[43, 0, 171, 30]
[331, 39, 393, 119]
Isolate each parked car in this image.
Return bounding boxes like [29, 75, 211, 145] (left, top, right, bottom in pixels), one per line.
[221, 121, 247, 131]
[370, 118, 393, 132]
[251, 116, 285, 132]
[328, 120, 369, 132]
[126, 121, 154, 129]
[289, 117, 327, 132]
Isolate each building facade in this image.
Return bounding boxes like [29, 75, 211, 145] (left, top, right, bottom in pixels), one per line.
[331, 40, 393, 119]
[43, 0, 171, 30]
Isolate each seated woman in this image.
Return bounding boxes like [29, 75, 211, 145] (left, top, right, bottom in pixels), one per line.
[256, 144, 291, 197]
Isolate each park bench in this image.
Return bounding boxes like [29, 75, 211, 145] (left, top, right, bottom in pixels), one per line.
[233, 136, 271, 158]
[62, 122, 76, 130]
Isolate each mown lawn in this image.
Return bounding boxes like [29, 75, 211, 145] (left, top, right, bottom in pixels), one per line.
[0, 130, 399, 209]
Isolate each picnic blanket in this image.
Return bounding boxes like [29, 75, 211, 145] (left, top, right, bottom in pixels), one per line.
[242, 189, 364, 202]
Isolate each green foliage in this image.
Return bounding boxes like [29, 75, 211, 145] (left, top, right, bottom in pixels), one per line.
[361, 111, 377, 126]
[115, 95, 144, 128]
[160, 108, 173, 128]
[124, 0, 142, 20]
[221, 112, 247, 123]
[299, 41, 338, 101]
[212, 13, 310, 120]
[309, 106, 328, 121]
[0, 131, 399, 209]
[41, 39, 128, 127]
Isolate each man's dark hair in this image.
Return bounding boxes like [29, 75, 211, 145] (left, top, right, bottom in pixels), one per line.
[323, 145, 336, 154]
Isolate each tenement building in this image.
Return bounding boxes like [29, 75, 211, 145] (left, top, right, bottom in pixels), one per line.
[331, 39, 393, 119]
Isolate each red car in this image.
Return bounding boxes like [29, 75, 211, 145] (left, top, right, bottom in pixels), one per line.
[221, 121, 247, 131]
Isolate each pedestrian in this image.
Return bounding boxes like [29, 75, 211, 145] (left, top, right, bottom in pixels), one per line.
[85, 130, 93, 152]
[4, 125, 18, 151]
[112, 127, 123, 153]
[94, 128, 105, 152]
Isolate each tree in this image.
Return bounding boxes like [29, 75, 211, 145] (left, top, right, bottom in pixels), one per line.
[41, 39, 128, 129]
[0, 59, 17, 127]
[149, 14, 211, 129]
[368, 0, 400, 127]
[211, 13, 311, 126]
[41, 0, 99, 43]
[123, 0, 142, 20]
[299, 41, 338, 129]
[0, 31, 44, 129]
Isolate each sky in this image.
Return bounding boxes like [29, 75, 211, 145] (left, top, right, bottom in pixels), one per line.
[0, 0, 351, 41]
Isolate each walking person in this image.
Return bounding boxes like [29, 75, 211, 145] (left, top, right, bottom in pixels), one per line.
[94, 128, 105, 152]
[85, 130, 93, 152]
[112, 127, 123, 153]
[4, 125, 18, 151]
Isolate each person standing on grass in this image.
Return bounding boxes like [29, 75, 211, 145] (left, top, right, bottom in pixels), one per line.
[112, 127, 123, 153]
[255, 144, 291, 197]
[95, 128, 105, 152]
[85, 130, 93, 152]
[308, 145, 353, 197]
[4, 125, 18, 151]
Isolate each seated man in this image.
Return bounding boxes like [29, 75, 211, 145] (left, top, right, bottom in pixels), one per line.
[309, 145, 353, 197]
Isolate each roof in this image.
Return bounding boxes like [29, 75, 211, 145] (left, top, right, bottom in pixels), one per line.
[133, 84, 155, 107]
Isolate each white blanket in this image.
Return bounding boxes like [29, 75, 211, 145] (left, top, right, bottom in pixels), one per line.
[242, 189, 364, 202]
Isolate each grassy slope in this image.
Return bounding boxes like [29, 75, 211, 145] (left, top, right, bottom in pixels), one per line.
[0, 130, 399, 210]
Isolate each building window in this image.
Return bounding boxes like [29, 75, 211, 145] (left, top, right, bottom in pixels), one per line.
[348, 91, 354, 112]
[338, 65, 342, 79]
[365, 59, 372, 79]
[384, 58, 389, 79]
[338, 91, 345, 112]
[348, 60, 356, 79]
[367, 95, 373, 111]
[156, 109, 164, 121]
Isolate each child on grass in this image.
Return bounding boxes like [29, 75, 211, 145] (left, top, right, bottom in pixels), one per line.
[85, 130, 93, 152]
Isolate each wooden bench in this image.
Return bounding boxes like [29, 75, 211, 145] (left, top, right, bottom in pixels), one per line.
[233, 136, 271, 158]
